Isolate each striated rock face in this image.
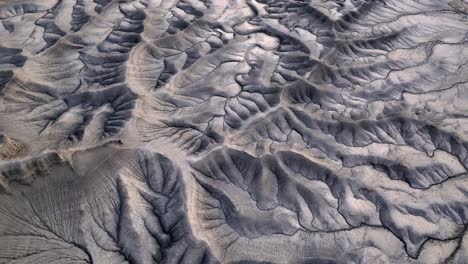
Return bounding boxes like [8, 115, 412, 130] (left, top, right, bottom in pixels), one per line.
[0, 0, 467, 263]
[0, 134, 23, 160]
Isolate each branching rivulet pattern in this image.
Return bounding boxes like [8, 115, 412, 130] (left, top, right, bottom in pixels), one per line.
[0, 0, 467, 263]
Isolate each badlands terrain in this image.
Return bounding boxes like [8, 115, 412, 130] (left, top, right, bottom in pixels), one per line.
[0, 0, 468, 263]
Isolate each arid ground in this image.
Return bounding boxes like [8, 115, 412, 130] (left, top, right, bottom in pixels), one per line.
[1, 0, 468, 263]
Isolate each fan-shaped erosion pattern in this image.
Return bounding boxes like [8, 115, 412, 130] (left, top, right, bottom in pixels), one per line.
[0, 0, 467, 263]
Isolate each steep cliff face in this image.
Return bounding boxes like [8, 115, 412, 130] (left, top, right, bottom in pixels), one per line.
[0, 0, 467, 263]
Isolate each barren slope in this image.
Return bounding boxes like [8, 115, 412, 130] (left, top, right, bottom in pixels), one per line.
[1, 0, 468, 263]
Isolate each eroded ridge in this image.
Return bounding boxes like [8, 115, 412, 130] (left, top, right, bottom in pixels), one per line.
[0, 0, 467, 263]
